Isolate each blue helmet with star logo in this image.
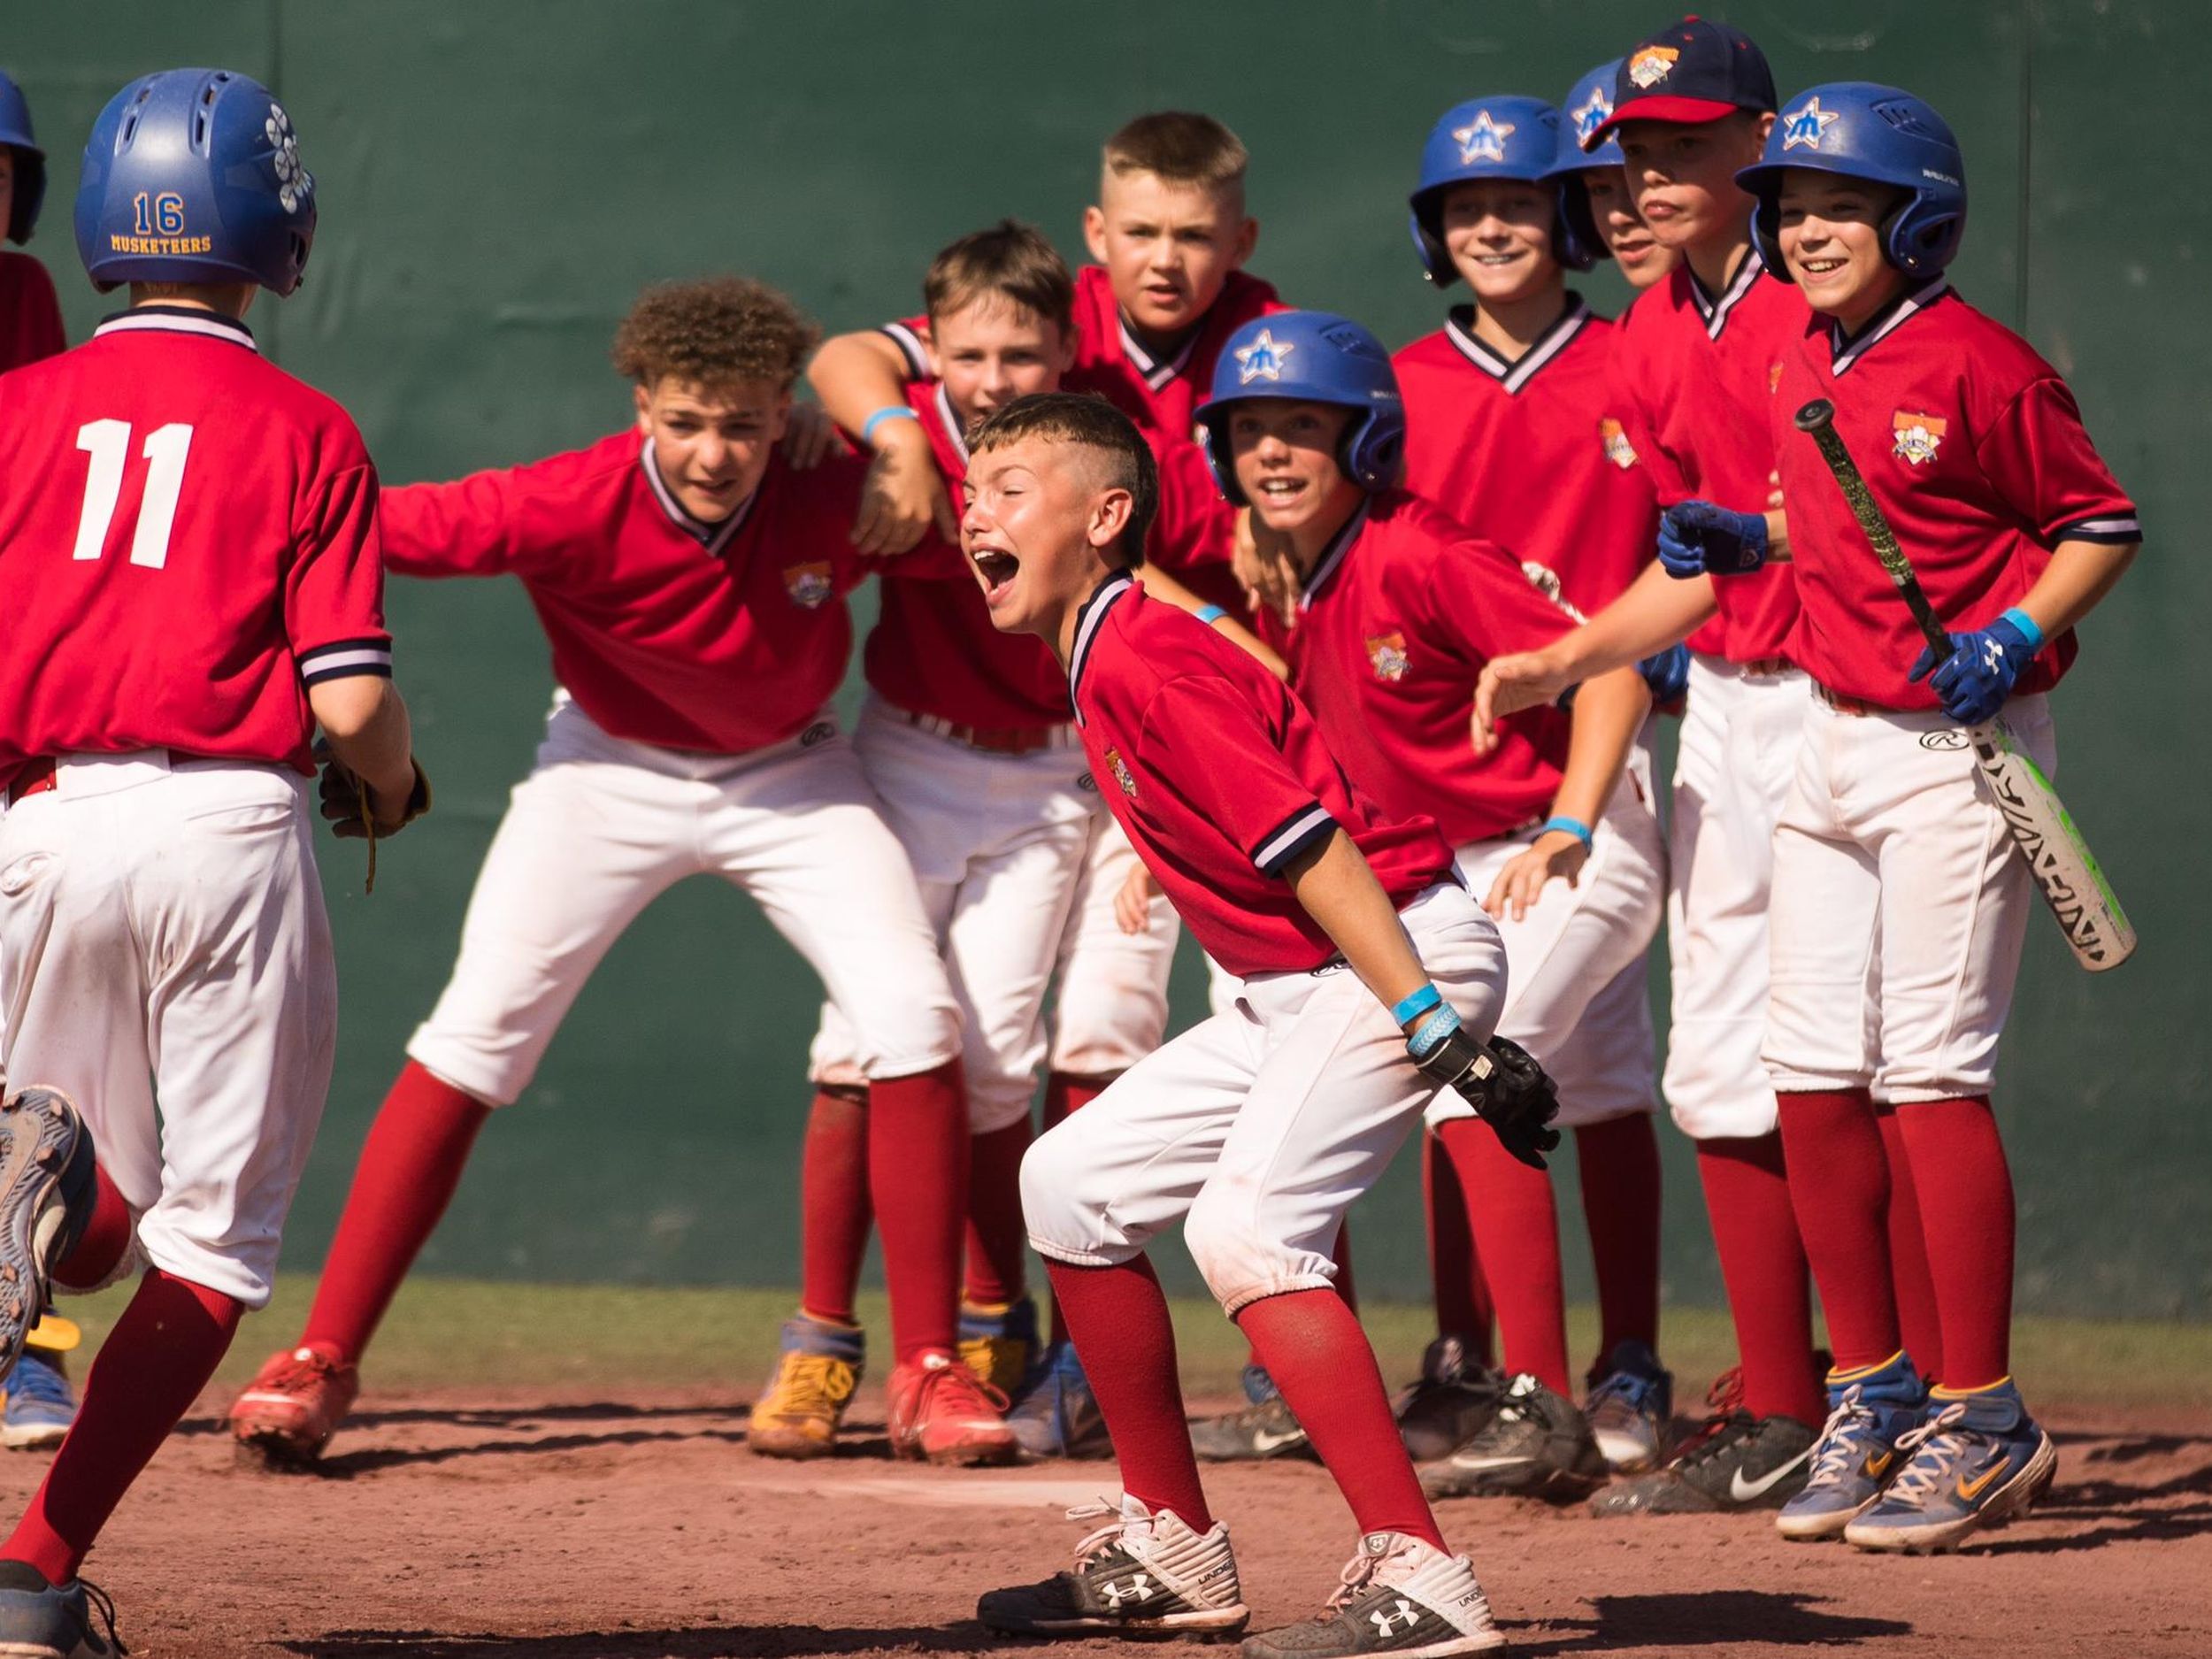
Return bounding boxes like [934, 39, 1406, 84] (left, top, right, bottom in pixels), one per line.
[1545, 61, 1625, 271]
[1194, 311, 1406, 507]
[75, 67, 319, 296]
[1735, 81, 1966, 281]
[1409, 95, 1593, 283]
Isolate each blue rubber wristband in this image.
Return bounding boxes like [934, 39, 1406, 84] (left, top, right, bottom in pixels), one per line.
[1391, 983, 1442, 1026]
[1193, 604, 1228, 625]
[1540, 815, 1594, 849]
[861, 405, 919, 444]
[1408, 1004, 1463, 1059]
[1998, 607, 2046, 651]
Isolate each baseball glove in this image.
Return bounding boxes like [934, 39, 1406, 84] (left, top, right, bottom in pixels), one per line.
[1415, 1030, 1562, 1171]
[317, 747, 431, 893]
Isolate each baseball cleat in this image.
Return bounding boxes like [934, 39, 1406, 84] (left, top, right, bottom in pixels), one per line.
[1393, 1336, 1502, 1464]
[1587, 1368, 1816, 1517]
[957, 1294, 1039, 1398]
[1006, 1340, 1113, 1461]
[887, 1349, 1018, 1466]
[1191, 1364, 1314, 1462]
[1776, 1354, 1925, 1541]
[3, 1347, 77, 1453]
[1240, 1531, 1503, 1659]
[228, 1344, 359, 1467]
[0, 1561, 121, 1658]
[1584, 1340, 1673, 1474]
[749, 1314, 864, 1460]
[977, 1494, 1248, 1639]
[1421, 1372, 1604, 1502]
[0, 1089, 98, 1391]
[1843, 1380, 2057, 1554]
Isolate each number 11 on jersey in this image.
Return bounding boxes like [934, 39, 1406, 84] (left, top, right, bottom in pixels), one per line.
[73, 419, 195, 570]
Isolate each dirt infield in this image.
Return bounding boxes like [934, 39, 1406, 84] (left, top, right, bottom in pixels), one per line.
[7, 1385, 2204, 1659]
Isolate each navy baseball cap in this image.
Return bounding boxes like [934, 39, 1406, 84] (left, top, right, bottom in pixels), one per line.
[1585, 15, 1776, 148]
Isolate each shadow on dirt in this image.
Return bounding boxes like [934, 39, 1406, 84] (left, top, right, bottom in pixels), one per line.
[285, 1621, 988, 1657]
[1508, 1590, 1914, 1650]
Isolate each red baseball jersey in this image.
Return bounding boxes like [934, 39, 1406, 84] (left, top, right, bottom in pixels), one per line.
[1613, 249, 1806, 661]
[1396, 298, 1658, 618]
[1773, 280, 2139, 710]
[0, 306, 390, 793]
[381, 433, 961, 755]
[1256, 495, 1580, 848]
[1069, 570, 1455, 978]
[884, 265, 1284, 611]
[0, 251, 65, 375]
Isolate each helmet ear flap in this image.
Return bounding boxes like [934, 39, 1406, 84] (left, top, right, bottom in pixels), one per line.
[1198, 414, 1248, 508]
[1408, 202, 1456, 287]
[6, 151, 44, 245]
[1340, 410, 1408, 493]
[1552, 180, 1599, 273]
[1748, 192, 1786, 280]
[1881, 196, 1962, 279]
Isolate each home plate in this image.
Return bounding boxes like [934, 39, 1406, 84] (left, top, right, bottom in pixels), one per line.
[813, 1475, 1115, 1509]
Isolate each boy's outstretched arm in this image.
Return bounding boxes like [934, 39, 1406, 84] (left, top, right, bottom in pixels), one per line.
[806, 328, 956, 553]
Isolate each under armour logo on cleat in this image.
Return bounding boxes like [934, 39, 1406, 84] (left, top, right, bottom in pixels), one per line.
[1371, 1599, 1422, 1636]
[1101, 1574, 1154, 1607]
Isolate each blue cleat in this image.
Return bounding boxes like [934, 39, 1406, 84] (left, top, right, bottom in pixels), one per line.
[0, 1560, 120, 1658]
[1844, 1379, 2056, 1554]
[1004, 1340, 1110, 1461]
[956, 1294, 1040, 1399]
[1777, 1352, 1926, 1541]
[1586, 1340, 1674, 1474]
[4, 1345, 78, 1452]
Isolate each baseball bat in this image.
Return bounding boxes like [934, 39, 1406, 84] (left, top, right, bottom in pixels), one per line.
[1792, 398, 2137, 972]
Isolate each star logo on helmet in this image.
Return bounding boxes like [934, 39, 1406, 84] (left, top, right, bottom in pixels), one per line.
[1781, 96, 1844, 151]
[1452, 110, 1516, 165]
[1571, 87, 1614, 145]
[1235, 330, 1293, 385]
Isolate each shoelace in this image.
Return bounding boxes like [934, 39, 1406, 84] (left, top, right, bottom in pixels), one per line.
[1586, 1369, 1660, 1421]
[80, 1578, 126, 1656]
[1325, 1536, 1416, 1614]
[914, 1360, 1010, 1423]
[766, 1355, 856, 1418]
[1803, 1386, 1877, 1488]
[1665, 1368, 1750, 1469]
[8, 1350, 73, 1414]
[1063, 1500, 1141, 1570]
[1882, 1402, 1972, 1508]
[257, 1349, 345, 1397]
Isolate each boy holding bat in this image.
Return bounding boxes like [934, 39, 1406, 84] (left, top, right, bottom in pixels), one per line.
[1705, 82, 2138, 1551]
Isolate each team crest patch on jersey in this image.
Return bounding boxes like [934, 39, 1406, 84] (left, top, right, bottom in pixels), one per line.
[1454, 110, 1517, 165]
[1892, 411, 1947, 465]
[1367, 633, 1411, 682]
[1235, 329, 1294, 384]
[1571, 86, 1614, 146]
[1103, 747, 1138, 798]
[1627, 46, 1679, 88]
[1600, 418, 1639, 470]
[1779, 96, 1843, 151]
[1770, 361, 1786, 394]
[784, 562, 834, 608]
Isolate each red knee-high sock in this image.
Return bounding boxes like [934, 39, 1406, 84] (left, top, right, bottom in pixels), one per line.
[52, 1165, 133, 1293]
[1777, 1089, 1901, 1374]
[4, 1269, 242, 1581]
[300, 1060, 491, 1365]
[1574, 1114, 1663, 1365]
[1894, 1097, 2014, 1390]
[1422, 1133, 1496, 1364]
[1434, 1118, 1569, 1394]
[1240, 1290, 1446, 1551]
[869, 1059, 967, 1363]
[1045, 1256, 1211, 1532]
[1695, 1135, 1824, 1425]
[798, 1087, 872, 1326]
[1041, 1073, 1110, 1348]
[1874, 1102, 1944, 1384]
[964, 1118, 1032, 1310]
[1246, 1222, 1360, 1374]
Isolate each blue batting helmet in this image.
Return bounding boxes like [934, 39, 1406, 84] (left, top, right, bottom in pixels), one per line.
[75, 68, 318, 296]
[1736, 82, 1966, 280]
[1194, 312, 1406, 506]
[0, 70, 45, 244]
[1409, 96, 1591, 283]
[1547, 62, 1625, 270]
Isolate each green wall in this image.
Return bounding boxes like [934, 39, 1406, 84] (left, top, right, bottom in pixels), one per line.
[8, 3, 2204, 1318]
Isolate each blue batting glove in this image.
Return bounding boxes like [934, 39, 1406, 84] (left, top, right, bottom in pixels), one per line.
[1656, 500, 1769, 579]
[1637, 642, 1692, 704]
[1906, 611, 2043, 725]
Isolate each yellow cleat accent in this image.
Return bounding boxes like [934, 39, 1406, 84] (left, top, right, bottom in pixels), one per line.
[24, 1315, 80, 1356]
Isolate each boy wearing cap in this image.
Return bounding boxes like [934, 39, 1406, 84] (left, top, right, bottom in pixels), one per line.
[1729, 83, 2137, 1552]
[1389, 96, 1674, 1485]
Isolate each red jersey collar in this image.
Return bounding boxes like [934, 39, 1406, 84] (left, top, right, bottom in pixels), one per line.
[1298, 502, 1372, 611]
[638, 435, 758, 555]
[1066, 568, 1138, 725]
[1828, 278, 1951, 376]
[1118, 311, 1202, 392]
[94, 305, 259, 352]
[1442, 296, 1592, 394]
[1686, 246, 1765, 341]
